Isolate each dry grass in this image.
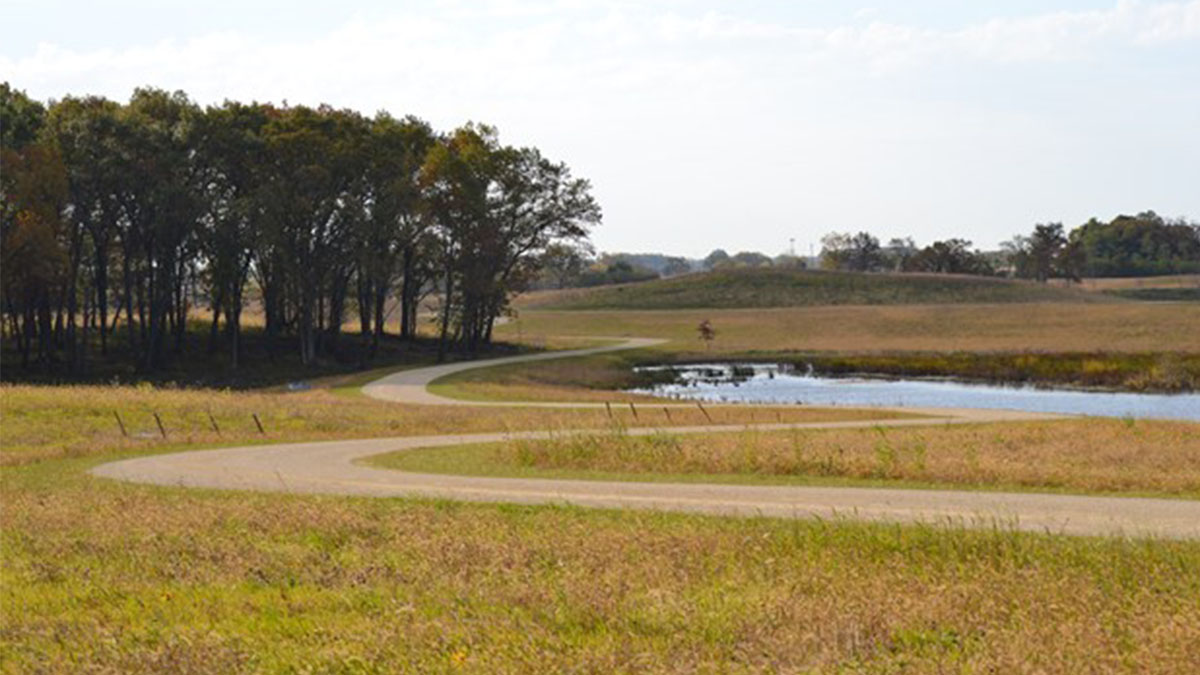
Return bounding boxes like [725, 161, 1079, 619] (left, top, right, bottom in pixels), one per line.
[0, 383, 907, 465]
[4, 460, 1200, 672]
[490, 419, 1200, 497]
[5, 298, 1200, 671]
[499, 303, 1200, 353]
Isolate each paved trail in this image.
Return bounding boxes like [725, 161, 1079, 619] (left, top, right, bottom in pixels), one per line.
[93, 339, 1200, 539]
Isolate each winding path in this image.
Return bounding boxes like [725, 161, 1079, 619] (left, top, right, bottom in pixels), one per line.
[92, 339, 1200, 539]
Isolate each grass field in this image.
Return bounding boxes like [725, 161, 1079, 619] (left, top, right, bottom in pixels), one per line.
[1104, 287, 1200, 302]
[370, 419, 1200, 499]
[427, 351, 666, 402]
[6, 286, 1200, 670]
[523, 268, 1109, 310]
[501, 303, 1200, 354]
[437, 303, 1200, 398]
[1053, 274, 1200, 291]
[5, 445, 1200, 672]
[5, 378, 1200, 670]
[0, 383, 909, 466]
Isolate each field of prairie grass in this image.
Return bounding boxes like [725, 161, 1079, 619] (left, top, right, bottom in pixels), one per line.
[4, 294, 1200, 672]
[501, 303, 1200, 353]
[4, 382, 1200, 670]
[5, 446, 1200, 672]
[409, 302, 1200, 402]
[0, 383, 891, 466]
[372, 418, 1200, 498]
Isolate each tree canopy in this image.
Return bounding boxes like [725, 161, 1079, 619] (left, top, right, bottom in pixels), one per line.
[1, 84, 599, 376]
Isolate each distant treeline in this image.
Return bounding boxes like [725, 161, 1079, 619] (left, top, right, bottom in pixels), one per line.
[1, 84, 599, 375]
[819, 213, 1199, 280]
[543, 211, 1198, 290]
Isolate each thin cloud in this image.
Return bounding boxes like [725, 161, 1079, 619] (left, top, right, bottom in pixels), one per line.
[6, 1, 1200, 100]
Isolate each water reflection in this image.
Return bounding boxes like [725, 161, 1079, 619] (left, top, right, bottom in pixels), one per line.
[632, 363, 1200, 422]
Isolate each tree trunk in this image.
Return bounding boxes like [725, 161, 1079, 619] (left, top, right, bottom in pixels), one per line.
[208, 290, 223, 354]
[400, 247, 415, 340]
[437, 267, 453, 363]
[372, 280, 386, 357]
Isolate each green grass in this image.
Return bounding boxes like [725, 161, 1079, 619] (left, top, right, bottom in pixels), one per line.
[5, 449, 1200, 672]
[803, 351, 1200, 392]
[426, 351, 666, 402]
[1104, 287, 1200, 302]
[525, 268, 1111, 310]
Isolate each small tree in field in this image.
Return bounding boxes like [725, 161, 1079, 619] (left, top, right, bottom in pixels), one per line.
[697, 319, 716, 350]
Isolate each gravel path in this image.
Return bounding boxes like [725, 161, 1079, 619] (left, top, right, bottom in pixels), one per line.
[91, 339, 1200, 539]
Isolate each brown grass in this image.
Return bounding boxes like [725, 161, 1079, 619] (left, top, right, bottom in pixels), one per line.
[0, 383, 909, 465]
[499, 419, 1200, 496]
[499, 303, 1200, 353]
[4, 464, 1200, 672]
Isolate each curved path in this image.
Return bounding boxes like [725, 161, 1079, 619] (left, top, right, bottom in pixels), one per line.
[93, 339, 1200, 539]
[362, 337, 667, 407]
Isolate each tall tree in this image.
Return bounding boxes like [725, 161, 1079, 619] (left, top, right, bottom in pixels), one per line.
[1069, 212, 1200, 277]
[905, 239, 994, 275]
[421, 125, 599, 357]
[193, 101, 273, 368]
[821, 231, 884, 272]
[259, 105, 367, 364]
[41, 95, 125, 360]
[113, 88, 203, 369]
[3, 84, 604, 378]
[354, 113, 436, 352]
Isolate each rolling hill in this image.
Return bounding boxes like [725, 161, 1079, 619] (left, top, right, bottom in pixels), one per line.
[521, 268, 1114, 310]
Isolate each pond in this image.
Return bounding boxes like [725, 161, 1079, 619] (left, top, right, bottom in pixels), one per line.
[631, 364, 1200, 422]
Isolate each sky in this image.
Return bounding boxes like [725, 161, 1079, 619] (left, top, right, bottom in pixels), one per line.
[3, 0, 1198, 257]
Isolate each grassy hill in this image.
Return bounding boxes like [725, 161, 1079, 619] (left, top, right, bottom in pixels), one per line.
[523, 268, 1112, 310]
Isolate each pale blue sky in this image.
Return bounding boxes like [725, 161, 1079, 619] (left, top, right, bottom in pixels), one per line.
[3, 0, 1198, 256]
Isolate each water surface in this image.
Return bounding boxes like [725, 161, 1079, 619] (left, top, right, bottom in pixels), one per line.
[632, 364, 1200, 422]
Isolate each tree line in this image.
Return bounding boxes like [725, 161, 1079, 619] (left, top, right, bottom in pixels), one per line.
[1, 83, 599, 375]
[541, 207, 1199, 292]
[819, 211, 1199, 281]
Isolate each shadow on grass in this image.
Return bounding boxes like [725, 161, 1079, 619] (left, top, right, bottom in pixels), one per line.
[0, 323, 535, 390]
